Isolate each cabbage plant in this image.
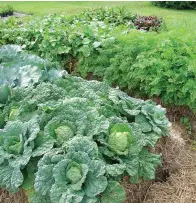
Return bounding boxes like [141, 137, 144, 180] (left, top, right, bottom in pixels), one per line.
[0, 119, 40, 192]
[0, 84, 10, 106]
[0, 45, 65, 88]
[34, 137, 108, 203]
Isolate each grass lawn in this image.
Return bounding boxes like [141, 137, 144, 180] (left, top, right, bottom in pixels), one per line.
[2, 1, 134, 15]
[2, 1, 196, 30]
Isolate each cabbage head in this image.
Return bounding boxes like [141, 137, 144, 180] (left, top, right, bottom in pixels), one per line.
[108, 123, 133, 155]
[55, 125, 74, 146]
[44, 118, 74, 147]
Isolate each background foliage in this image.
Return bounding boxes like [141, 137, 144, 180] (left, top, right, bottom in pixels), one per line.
[76, 30, 196, 111]
[152, 1, 196, 10]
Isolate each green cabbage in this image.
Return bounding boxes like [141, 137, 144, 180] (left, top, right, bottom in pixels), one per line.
[35, 137, 107, 203]
[66, 164, 82, 184]
[0, 109, 5, 128]
[0, 45, 65, 88]
[108, 123, 133, 155]
[3, 134, 24, 155]
[55, 125, 74, 146]
[0, 119, 40, 192]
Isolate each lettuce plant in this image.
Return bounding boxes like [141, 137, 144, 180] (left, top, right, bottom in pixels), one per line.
[134, 15, 162, 31]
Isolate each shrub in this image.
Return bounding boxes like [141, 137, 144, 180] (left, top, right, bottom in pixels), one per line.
[152, 1, 196, 10]
[0, 4, 14, 17]
[0, 45, 170, 203]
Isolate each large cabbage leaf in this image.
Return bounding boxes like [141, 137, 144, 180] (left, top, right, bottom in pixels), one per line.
[100, 181, 126, 203]
[0, 45, 65, 87]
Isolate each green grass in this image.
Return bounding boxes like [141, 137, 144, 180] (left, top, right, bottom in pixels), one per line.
[2, 1, 133, 15]
[2, 1, 196, 32]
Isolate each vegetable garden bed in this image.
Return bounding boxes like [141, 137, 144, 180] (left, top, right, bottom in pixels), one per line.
[0, 5, 196, 203]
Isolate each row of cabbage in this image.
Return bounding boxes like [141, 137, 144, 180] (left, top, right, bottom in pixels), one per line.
[0, 45, 170, 203]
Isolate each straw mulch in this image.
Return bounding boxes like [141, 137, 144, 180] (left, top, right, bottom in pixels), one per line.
[0, 189, 27, 203]
[123, 123, 196, 203]
[143, 153, 196, 203]
[143, 124, 196, 203]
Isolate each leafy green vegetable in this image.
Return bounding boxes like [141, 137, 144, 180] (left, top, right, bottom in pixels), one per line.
[77, 30, 196, 110]
[0, 48, 170, 202]
[0, 109, 5, 128]
[2, 75, 170, 190]
[0, 118, 40, 192]
[35, 137, 107, 203]
[108, 123, 133, 155]
[55, 125, 74, 146]
[0, 45, 65, 88]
